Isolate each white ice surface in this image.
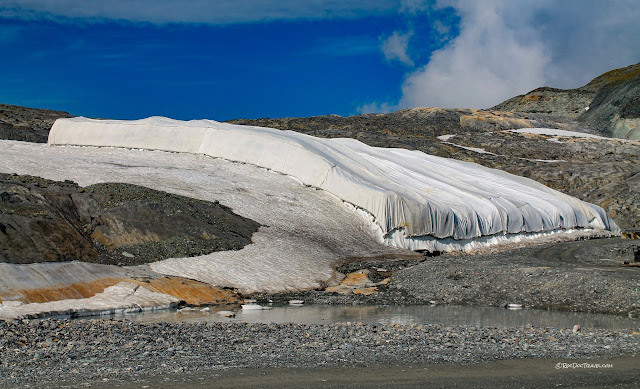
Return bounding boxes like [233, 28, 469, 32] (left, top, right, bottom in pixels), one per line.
[0, 261, 145, 297]
[49, 117, 619, 243]
[0, 140, 406, 294]
[0, 282, 179, 319]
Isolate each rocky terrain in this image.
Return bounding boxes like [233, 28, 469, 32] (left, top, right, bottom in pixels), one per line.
[0, 64, 639, 388]
[0, 104, 72, 143]
[1, 318, 639, 388]
[493, 62, 640, 140]
[258, 237, 640, 317]
[0, 173, 260, 266]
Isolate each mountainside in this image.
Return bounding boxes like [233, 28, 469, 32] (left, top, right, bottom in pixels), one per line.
[492, 63, 640, 140]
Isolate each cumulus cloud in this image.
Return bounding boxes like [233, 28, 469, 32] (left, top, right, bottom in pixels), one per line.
[400, 1, 549, 109]
[369, 0, 640, 110]
[381, 31, 414, 66]
[0, 0, 401, 24]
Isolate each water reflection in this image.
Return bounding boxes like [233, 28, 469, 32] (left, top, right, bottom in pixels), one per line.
[100, 305, 640, 331]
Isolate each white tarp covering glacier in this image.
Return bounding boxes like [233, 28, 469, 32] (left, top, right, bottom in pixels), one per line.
[49, 117, 620, 247]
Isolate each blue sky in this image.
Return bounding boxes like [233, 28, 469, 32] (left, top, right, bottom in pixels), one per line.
[0, 1, 639, 121]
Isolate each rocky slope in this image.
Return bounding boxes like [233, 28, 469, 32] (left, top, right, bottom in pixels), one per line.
[0, 104, 72, 143]
[0, 173, 260, 265]
[492, 62, 640, 139]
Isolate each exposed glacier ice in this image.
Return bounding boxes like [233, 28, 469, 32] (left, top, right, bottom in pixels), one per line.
[0, 282, 179, 320]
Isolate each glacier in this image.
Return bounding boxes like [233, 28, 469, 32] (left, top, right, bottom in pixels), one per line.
[49, 116, 620, 249]
[0, 140, 407, 298]
[0, 116, 623, 317]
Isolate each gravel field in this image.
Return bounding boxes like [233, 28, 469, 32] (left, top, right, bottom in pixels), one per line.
[264, 238, 640, 317]
[0, 318, 639, 388]
[391, 238, 640, 316]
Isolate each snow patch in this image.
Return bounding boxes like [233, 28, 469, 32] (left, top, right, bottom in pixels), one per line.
[437, 134, 456, 141]
[508, 128, 611, 140]
[442, 141, 496, 155]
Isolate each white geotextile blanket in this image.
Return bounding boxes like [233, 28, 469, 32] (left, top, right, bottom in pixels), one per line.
[49, 117, 620, 240]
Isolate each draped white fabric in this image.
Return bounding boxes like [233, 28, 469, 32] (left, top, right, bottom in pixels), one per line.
[49, 117, 619, 242]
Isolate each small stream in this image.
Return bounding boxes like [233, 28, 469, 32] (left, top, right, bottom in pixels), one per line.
[96, 304, 640, 330]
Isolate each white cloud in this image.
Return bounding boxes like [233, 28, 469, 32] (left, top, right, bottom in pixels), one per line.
[0, 0, 401, 24]
[357, 101, 396, 114]
[381, 30, 414, 66]
[399, 0, 430, 13]
[367, 0, 640, 111]
[400, 0, 549, 109]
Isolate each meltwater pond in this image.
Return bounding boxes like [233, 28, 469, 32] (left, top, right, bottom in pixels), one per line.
[101, 304, 640, 330]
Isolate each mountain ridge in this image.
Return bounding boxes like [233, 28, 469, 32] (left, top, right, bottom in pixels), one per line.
[491, 62, 640, 139]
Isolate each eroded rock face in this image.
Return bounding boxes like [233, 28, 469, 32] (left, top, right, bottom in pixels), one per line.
[0, 174, 260, 265]
[492, 87, 596, 119]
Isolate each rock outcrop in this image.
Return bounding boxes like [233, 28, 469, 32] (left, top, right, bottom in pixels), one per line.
[0, 173, 261, 265]
[0, 104, 72, 143]
[492, 62, 640, 140]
